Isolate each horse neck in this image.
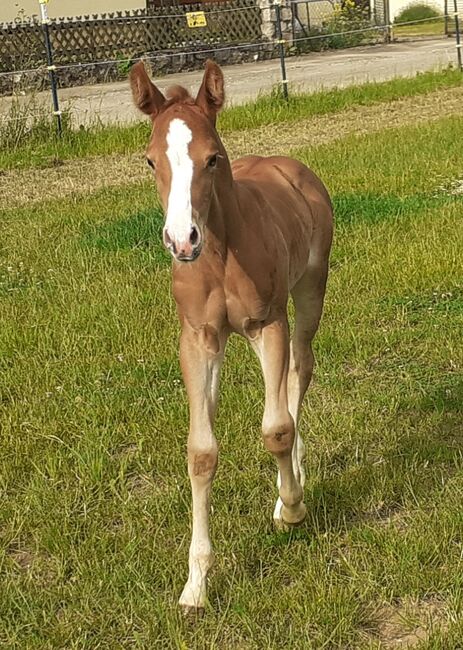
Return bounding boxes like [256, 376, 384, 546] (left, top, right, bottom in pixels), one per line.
[204, 144, 237, 254]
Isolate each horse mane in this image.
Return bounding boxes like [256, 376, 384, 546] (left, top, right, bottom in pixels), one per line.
[164, 85, 195, 107]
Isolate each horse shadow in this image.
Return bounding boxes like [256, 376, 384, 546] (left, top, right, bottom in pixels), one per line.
[79, 191, 462, 541]
[299, 363, 462, 543]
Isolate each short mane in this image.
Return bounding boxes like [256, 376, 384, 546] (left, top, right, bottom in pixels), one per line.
[165, 85, 194, 105]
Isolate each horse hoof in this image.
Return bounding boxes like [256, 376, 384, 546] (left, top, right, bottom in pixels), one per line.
[180, 603, 205, 620]
[274, 502, 307, 529]
[283, 501, 307, 525]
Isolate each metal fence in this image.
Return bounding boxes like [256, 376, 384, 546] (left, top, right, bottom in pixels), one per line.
[1, 0, 462, 133]
[0, 2, 262, 83]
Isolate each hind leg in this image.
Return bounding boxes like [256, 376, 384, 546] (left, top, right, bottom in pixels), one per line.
[251, 317, 307, 526]
[274, 262, 328, 524]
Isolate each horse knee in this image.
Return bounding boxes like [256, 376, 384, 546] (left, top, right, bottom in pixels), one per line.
[187, 439, 218, 479]
[292, 345, 314, 389]
[262, 417, 295, 457]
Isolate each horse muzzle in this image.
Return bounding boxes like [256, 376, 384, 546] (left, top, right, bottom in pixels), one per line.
[163, 224, 202, 262]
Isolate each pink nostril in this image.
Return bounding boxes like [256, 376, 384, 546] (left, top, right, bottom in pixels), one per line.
[163, 226, 201, 259]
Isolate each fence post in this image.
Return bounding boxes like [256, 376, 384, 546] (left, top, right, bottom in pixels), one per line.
[384, 0, 392, 43]
[273, 0, 289, 100]
[39, 0, 62, 136]
[454, 0, 463, 70]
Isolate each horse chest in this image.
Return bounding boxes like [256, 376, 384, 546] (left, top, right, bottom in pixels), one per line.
[173, 260, 279, 337]
[223, 263, 279, 334]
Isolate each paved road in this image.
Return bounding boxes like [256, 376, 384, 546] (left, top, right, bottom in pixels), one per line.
[1, 39, 457, 126]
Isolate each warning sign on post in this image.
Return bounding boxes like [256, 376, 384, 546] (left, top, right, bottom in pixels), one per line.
[186, 11, 207, 28]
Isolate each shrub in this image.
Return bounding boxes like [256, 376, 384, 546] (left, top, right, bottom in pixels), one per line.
[323, 0, 374, 49]
[294, 0, 376, 53]
[394, 2, 441, 24]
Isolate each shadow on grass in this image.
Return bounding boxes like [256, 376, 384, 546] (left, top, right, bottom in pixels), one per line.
[421, 373, 463, 414]
[80, 205, 170, 266]
[300, 375, 463, 539]
[255, 369, 462, 548]
[333, 192, 460, 227]
[79, 192, 461, 263]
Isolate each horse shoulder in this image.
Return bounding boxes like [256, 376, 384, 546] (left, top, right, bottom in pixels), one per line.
[172, 256, 227, 332]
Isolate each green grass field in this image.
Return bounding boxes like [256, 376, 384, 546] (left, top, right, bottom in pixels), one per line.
[393, 18, 446, 38]
[1, 75, 463, 648]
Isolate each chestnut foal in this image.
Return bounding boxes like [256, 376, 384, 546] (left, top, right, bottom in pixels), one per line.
[130, 60, 333, 614]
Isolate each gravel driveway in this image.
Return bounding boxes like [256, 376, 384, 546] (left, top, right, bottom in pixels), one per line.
[0, 38, 457, 126]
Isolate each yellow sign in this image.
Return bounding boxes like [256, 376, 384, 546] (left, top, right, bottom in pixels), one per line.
[186, 11, 207, 28]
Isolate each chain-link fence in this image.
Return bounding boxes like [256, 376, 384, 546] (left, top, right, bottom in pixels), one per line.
[0, 0, 462, 133]
[0, 1, 266, 95]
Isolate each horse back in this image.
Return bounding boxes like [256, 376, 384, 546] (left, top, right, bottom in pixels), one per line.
[231, 155, 333, 285]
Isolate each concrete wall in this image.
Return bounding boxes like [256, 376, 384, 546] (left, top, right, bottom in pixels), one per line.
[2, 0, 145, 23]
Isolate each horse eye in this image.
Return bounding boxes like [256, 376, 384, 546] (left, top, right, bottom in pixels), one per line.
[207, 154, 218, 169]
[147, 158, 155, 170]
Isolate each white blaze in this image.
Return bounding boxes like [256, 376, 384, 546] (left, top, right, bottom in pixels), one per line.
[165, 118, 193, 243]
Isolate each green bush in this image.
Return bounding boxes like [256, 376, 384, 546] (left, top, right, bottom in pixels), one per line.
[394, 2, 441, 24]
[295, 0, 377, 53]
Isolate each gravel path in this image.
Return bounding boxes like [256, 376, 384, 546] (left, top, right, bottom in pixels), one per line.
[0, 39, 457, 127]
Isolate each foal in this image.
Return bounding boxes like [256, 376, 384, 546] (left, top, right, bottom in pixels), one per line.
[130, 60, 333, 614]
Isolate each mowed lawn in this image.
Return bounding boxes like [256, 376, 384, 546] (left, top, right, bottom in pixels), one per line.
[1, 107, 463, 648]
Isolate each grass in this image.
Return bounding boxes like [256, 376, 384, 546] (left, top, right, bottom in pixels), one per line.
[393, 1, 444, 38]
[1, 67, 462, 171]
[1, 93, 463, 646]
[394, 18, 446, 37]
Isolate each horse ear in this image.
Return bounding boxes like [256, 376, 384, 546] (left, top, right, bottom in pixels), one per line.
[195, 60, 224, 124]
[130, 61, 165, 118]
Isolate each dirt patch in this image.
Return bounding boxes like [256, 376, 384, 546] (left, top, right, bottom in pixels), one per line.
[7, 546, 58, 586]
[126, 473, 154, 497]
[435, 177, 463, 196]
[367, 596, 446, 648]
[2, 85, 463, 209]
[353, 503, 409, 532]
[9, 548, 35, 571]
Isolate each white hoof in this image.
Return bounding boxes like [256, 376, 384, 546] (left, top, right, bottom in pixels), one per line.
[273, 497, 306, 529]
[179, 580, 206, 612]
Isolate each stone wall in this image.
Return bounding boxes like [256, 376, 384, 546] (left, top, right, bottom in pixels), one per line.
[258, 0, 293, 41]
